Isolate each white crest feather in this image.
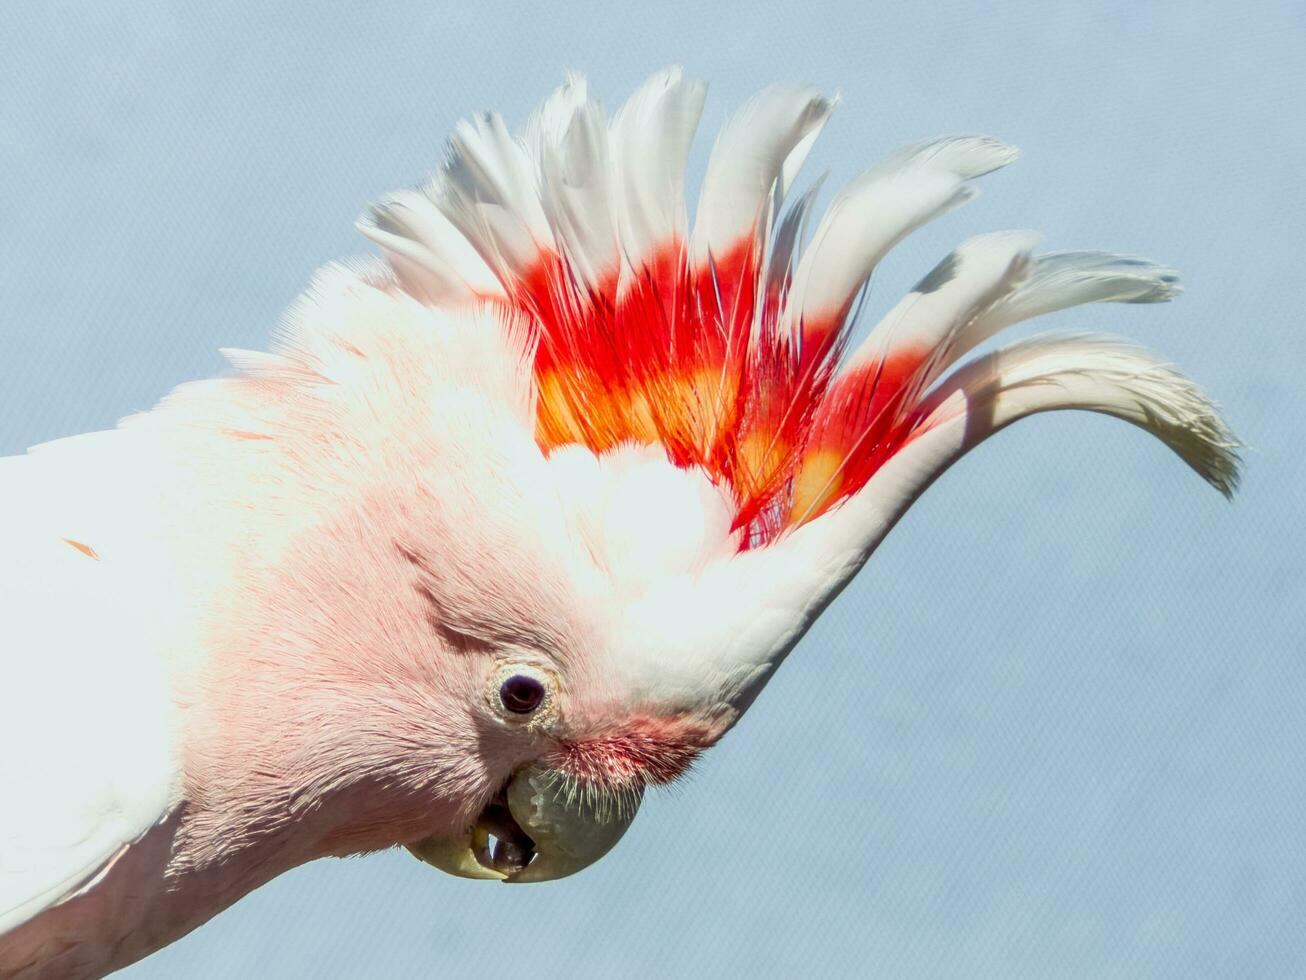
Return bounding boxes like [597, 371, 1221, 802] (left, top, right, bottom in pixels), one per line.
[784, 135, 1019, 331]
[436, 111, 555, 284]
[358, 189, 505, 304]
[609, 67, 707, 285]
[917, 332, 1241, 497]
[845, 230, 1039, 376]
[957, 251, 1184, 354]
[689, 85, 837, 267]
[529, 74, 620, 290]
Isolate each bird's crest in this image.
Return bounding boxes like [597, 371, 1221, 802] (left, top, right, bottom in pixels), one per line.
[360, 69, 1223, 549]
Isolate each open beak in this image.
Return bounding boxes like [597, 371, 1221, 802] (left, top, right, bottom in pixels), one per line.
[408, 763, 643, 883]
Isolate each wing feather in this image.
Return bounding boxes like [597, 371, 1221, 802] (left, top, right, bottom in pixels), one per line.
[0, 456, 179, 939]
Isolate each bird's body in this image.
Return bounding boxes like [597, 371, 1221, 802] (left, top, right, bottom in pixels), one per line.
[0, 69, 1238, 978]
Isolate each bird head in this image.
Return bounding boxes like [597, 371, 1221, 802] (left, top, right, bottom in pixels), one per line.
[175, 69, 1236, 886]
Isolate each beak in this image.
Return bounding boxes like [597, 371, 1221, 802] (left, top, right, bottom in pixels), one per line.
[407, 763, 643, 883]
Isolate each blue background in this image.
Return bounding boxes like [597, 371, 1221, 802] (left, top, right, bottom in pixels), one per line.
[3, 2, 1302, 976]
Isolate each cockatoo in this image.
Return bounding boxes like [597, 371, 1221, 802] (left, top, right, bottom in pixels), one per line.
[0, 68, 1239, 978]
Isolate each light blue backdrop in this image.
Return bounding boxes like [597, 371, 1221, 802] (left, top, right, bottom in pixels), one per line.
[3, 2, 1302, 977]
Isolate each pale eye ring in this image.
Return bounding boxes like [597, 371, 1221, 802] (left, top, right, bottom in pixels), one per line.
[488, 662, 557, 725]
[499, 674, 545, 714]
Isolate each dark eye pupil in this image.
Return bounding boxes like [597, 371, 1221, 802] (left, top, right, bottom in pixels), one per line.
[499, 675, 545, 714]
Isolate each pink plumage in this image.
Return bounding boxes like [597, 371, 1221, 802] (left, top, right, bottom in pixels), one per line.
[0, 69, 1237, 978]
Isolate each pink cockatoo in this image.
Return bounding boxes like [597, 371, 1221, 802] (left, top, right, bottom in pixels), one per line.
[0, 69, 1239, 978]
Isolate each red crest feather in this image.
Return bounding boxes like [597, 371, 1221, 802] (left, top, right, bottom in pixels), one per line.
[360, 70, 1195, 551]
[506, 235, 927, 547]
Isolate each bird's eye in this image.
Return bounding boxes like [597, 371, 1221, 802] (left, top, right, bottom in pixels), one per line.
[487, 662, 557, 725]
[499, 674, 545, 714]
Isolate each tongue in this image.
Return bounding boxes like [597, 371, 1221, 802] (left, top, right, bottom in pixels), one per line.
[478, 801, 536, 874]
[491, 836, 533, 873]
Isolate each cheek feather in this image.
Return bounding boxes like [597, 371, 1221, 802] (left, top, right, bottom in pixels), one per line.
[550, 715, 728, 789]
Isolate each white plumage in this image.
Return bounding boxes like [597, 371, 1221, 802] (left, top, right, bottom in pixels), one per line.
[785, 136, 1020, 333]
[0, 68, 1239, 978]
[689, 85, 836, 268]
[0, 456, 179, 948]
[609, 67, 706, 285]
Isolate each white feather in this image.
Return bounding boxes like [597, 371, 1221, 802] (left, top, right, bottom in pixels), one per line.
[842, 230, 1039, 380]
[784, 136, 1019, 331]
[435, 111, 554, 285]
[0, 461, 180, 938]
[953, 251, 1184, 355]
[915, 333, 1241, 497]
[521, 70, 590, 154]
[689, 85, 836, 268]
[609, 67, 706, 284]
[533, 75, 620, 291]
[358, 188, 505, 303]
[794, 332, 1241, 588]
